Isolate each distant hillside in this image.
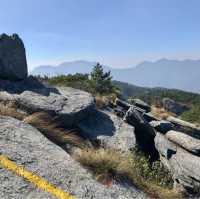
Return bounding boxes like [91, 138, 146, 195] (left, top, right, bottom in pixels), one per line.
[114, 80, 200, 124]
[31, 59, 200, 93]
[113, 80, 200, 105]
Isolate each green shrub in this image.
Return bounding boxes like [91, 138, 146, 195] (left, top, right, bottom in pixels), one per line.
[90, 63, 116, 94]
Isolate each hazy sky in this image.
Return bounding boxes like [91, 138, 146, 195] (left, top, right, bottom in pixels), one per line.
[0, 0, 200, 70]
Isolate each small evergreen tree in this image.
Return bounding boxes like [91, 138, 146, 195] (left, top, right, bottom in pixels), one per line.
[90, 63, 113, 94]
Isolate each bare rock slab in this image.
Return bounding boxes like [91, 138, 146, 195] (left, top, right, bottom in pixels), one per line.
[167, 116, 200, 139]
[166, 130, 200, 155]
[78, 110, 136, 152]
[150, 120, 174, 134]
[155, 132, 200, 192]
[0, 34, 28, 80]
[0, 116, 148, 199]
[0, 79, 95, 127]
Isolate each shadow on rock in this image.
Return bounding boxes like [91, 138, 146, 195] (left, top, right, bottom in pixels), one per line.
[78, 110, 116, 140]
[0, 76, 60, 96]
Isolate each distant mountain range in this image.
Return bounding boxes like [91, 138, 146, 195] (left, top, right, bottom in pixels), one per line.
[31, 59, 200, 93]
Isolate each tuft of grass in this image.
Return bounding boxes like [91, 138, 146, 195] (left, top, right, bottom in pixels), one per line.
[0, 102, 27, 120]
[23, 112, 84, 147]
[73, 148, 183, 199]
[95, 94, 117, 109]
[151, 106, 176, 120]
[0, 102, 86, 148]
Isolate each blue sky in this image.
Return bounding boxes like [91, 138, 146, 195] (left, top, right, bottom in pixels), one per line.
[0, 0, 200, 70]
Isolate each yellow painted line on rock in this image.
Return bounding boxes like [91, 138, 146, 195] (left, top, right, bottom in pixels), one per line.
[0, 155, 75, 199]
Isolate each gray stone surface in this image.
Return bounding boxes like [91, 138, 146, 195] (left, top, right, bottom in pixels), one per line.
[155, 132, 200, 191]
[129, 98, 151, 113]
[167, 116, 200, 139]
[78, 110, 136, 152]
[0, 116, 148, 199]
[166, 130, 200, 155]
[0, 34, 27, 80]
[124, 106, 147, 126]
[0, 80, 95, 127]
[150, 120, 173, 134]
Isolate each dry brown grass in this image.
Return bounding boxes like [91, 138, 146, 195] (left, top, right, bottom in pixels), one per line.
[95, 95, 110, 109]
[151, 106, 176, 120]
[0, 101, 85, 147]
[95, 94, 117, 109]
[73, 148, 183, 199]
[0, 102, 27, 120]
[23, 112, 84, 147]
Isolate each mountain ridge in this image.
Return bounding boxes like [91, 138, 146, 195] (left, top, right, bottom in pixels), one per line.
[31, 59, 200, 93]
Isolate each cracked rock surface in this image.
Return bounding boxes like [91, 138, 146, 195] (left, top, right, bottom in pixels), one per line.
[78, 109, 136, 152]
[0, 116, 148, 199]
[0, 78, 95, 127]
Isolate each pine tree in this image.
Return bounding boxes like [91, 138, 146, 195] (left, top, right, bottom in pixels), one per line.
[90, 63, 113, 94]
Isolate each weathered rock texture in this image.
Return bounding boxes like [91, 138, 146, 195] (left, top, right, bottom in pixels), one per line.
[129, 98, 151, 113]
[150, 120, 173, 134]
[166, 130, 200, 155]
[114, 99, 158, 159]
[155, 132, 200, 193]
[114, 98, 200, 193]
[0, 116, 148, 199]
[78, 110, 136, 152]
[167, 116, 200, 139]
[0, 78, 95, 127]
[149, 114, 200, 192]
[0, 34, 27, 80]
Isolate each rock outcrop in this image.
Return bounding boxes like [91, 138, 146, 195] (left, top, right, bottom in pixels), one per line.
[0, 34, 27, 80]
[0, 116, 148, 199]
[155, 132, 200, 193]
[162, 98, 189, 115]
[166, 130, 200, 155]
[78, 109, 136, 152]
[167, 116, 200, 139]
[114, 98, 200, 193]
[150, 120, 173, 134]
[0, 77, 95, 127]
[153, 117, 200, 193]
[129, 98, 151, 113]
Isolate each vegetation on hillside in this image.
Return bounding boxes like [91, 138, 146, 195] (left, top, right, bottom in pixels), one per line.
[37, 63, 119, 96]
[181, 105, 200, 125]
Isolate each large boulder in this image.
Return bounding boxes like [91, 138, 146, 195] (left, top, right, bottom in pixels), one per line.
[78, 110, 136, 152]
[162, 98, 189, 115]
[0, 116, 148, 199]
[155, 132, 200, 193]
[166, 130, 200, 155]
[167, 116, 200, 139]
[0, 34, 27, 80]
[129, 98, 151, 113]
[123, 106, 159, 160]
[0, 78, 95, 127]
[150, 120, 174, 134]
